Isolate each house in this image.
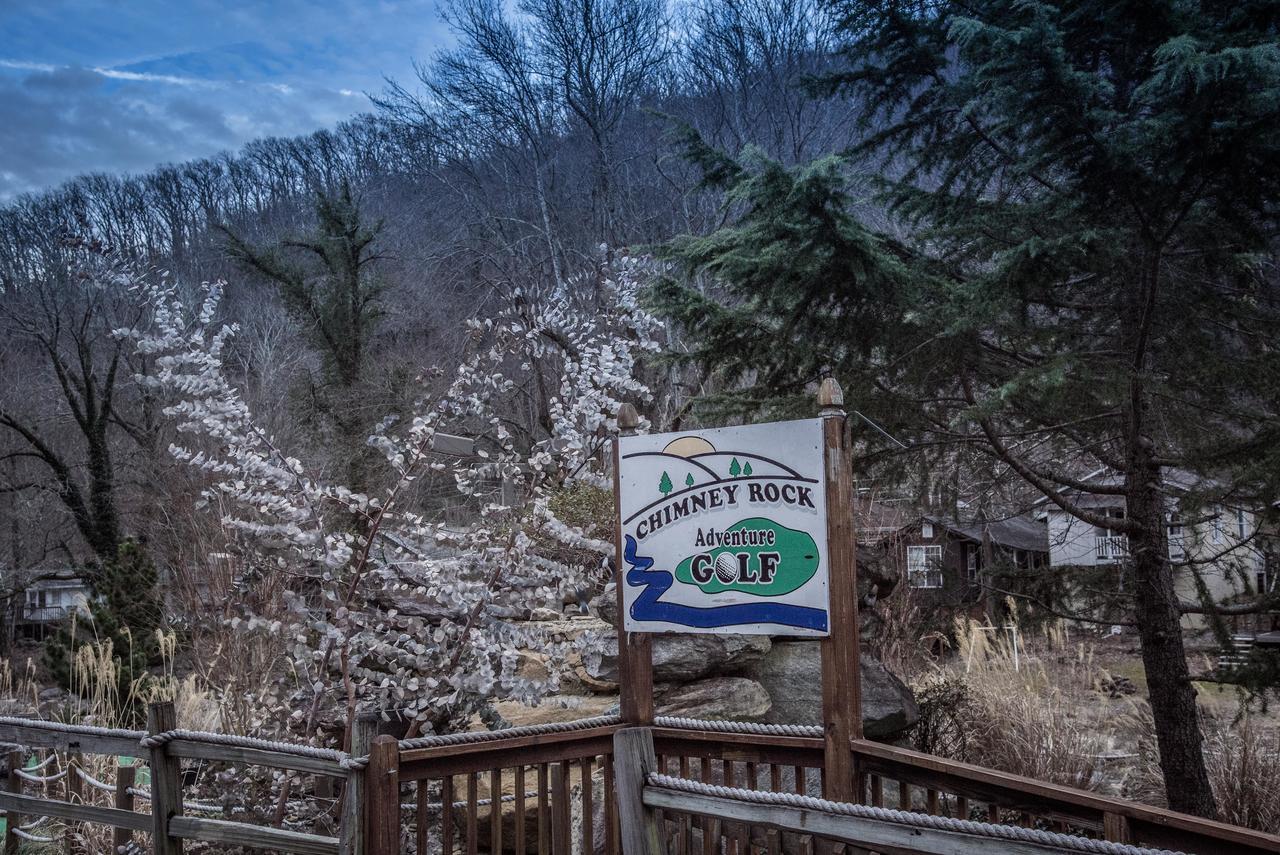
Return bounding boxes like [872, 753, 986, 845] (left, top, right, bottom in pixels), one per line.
[1035, 469, 1275, 628]
[14, 571, 91, 639]
[886, 514, 1050, 610]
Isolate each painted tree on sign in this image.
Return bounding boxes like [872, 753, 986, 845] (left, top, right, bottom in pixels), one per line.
[658, 471, 673, 495]
[685, 473, 695, 487]
[728, 458, 741, 477]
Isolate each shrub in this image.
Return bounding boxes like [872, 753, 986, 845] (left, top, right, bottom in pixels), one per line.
[910, 617, 1112, 792]
[1124, 708, 1280, 833]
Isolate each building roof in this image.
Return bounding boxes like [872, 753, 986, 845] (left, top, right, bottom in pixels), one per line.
[923, 515, 1049, 553]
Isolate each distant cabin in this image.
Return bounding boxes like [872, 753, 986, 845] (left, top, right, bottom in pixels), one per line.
[883, 514, 1049, 613]
[1034, 469, 1276, 629]
[14, 572, 91, 639]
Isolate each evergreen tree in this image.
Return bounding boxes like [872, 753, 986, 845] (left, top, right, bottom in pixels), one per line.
[221, 181, 390, 489]
[655, 0, 1280, 817]
[685, 473, 695, 487]
[729, 458, 741, 477]
[659, 471, 673, 495]
[743, 462, 752, 476]
[48, 540, 163, 715]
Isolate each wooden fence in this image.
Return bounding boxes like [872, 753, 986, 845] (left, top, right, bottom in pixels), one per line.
[3, 708, 1279, 854]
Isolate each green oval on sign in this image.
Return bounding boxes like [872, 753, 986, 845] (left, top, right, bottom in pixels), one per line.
[674, 517, 819, 597]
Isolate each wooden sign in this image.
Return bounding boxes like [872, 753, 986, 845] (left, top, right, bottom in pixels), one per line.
[616, 419, 831, 636]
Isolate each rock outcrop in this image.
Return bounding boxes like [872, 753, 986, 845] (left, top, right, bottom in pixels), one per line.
[745, 641, 919, 739]
[655, 676, 771, 721]
[581, 630, 771, 687]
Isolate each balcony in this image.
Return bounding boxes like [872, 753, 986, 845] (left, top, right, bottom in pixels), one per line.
[1095, 535, 1128, 561]
[21, 605, 69, 623]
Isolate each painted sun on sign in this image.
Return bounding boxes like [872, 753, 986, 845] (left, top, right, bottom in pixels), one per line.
[616, 419, 831, 636]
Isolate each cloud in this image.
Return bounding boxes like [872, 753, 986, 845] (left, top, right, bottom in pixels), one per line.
[0, 64, 355, 198]
[0, 0, 451, 200]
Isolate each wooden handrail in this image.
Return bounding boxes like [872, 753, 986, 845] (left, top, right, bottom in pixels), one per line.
[851, 739, 1280, 854]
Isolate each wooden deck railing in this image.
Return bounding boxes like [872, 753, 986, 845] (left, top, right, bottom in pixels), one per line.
[0, 702, 346, 855]
[619, 727, 1280, 855]
[3, 709, 1277, 854]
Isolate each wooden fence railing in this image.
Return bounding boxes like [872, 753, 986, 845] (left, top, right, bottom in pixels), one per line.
[0, 701, 345, 855]
[618, 726, 1280, 855]
[3, 710, 1278, 854]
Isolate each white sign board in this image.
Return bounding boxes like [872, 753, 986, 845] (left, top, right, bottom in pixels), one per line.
[617, 419, 830, 636]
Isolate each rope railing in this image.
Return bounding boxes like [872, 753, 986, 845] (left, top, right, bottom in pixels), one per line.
[395, 713, 623, 752]
[74, 764, 117, 793]
[15, 766, 68, 784]
[646, 773, 1188, 855]
[654, 715, 823, 738]
[0, 715, 145, 741]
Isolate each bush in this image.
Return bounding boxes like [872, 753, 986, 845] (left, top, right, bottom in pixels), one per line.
[1124, 708, 1280, 833]
[910, 617, 1112, 791]
[46, 540, 164, 720]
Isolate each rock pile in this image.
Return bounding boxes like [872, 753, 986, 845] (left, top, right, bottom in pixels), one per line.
[574, 586, 919, 738]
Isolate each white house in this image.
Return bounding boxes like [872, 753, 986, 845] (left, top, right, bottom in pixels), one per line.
[15, 571, 92, 637]
[1036, 469, 1274, 627]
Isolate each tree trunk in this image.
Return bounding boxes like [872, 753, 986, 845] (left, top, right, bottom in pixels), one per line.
[1126, 463, 1216, 817]
[1123, 248, 1217, 819]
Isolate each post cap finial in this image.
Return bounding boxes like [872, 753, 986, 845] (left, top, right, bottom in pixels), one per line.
[617, 403, 640, 431]
[818, 377, 844, 408]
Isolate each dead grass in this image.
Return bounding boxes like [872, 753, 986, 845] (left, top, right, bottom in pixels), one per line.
[911, 613, 1117, 792]
[1122, 706, 1280, 834]
[913, 611, 1280, 833]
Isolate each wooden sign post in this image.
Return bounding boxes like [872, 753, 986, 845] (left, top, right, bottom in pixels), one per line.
[614, 403, 655, 725]
[611, 380, 863, 797]
[818, 378, 863, 802]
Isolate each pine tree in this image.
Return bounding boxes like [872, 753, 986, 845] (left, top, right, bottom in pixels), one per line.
[655, 0, 1280, 817]
[659, 471, 673, 495]
[47, 540, 163, 717]
[685, 473, 695, 487]
[743, 462, 752, 477]
[221, 181, 390, 490]
[728, 458, 741, 477]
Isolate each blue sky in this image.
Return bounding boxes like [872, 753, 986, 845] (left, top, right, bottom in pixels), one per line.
[0, 0, 450, 200]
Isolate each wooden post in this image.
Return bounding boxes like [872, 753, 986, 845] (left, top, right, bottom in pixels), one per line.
[342, 712, 377, 855]
[614, 402, 654, 725]
[113, 763, 136, 853]
[550, 762, 572, 855]
[818, 378, 863, 803]
[363, 735, 400, 855]
[4, 750, 21, 855]
[147, 700, 184, 855]
[613, 728, 668, 855]
[1103, 811, 1132, 844]
[65, 748, 82, 855]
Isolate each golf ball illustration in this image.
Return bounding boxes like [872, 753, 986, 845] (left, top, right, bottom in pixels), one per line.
[713, 553, 739, 584]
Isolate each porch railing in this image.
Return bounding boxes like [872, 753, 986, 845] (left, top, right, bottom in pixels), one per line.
[1095, 535, 1129, 561]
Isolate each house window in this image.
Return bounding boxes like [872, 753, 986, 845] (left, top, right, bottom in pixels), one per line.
[967, 548, 979, 584]
[1236, 509, 1247, 539]
[1167, 514, 1185, 560]
[907, 545, 944, 589]
[1212, 511, 1223, 544]
[1094, 507, 1125, 536]
[921, 521, 934, 539]
[1258, 568, 1275, 595]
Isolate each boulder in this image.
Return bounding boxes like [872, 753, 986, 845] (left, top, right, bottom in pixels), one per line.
[581, 631, 771, 687]
[745, 641, 919, 740]
[656, 677, 771, 722]
[587, 585, 619, 627]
